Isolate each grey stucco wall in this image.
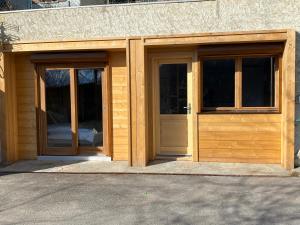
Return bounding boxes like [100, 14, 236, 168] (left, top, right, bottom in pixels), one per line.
[1, 0, 300, 163]
[2, 0, 300, 41]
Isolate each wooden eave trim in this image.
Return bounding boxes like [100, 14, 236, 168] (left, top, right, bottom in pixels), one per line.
[30, 52, 108, 63]
[4, 39, 127, 53]
[2, 29, 289, 53]
[145, 29, 289, 39]
[143, 30, 288, 46]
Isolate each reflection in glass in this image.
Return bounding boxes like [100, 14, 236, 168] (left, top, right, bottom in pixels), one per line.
[242, 57, 275, 107]
[203, 59, 235, 108]
[77, 69, 103, 147]
[46, 69, 72, 147]
[159, 64, 187, 114]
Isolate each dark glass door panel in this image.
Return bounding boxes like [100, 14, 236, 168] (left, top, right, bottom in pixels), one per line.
[45, 69, 72, 147]
[159, 64, 188, 114]
[77, 69, 103, 147]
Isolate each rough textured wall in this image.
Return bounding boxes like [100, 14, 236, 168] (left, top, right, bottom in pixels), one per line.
[0, 0, 300, 162]
[1, 0, 300, 42]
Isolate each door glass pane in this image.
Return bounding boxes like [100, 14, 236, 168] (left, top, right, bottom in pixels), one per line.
[77, 69, 103, 147]
[203, 59, 235, 108]
[45, 69, 72, 147]
[159, 64, 187, 114]
[242, 57, 275, 107]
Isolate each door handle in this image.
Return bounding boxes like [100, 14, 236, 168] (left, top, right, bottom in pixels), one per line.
[183, 103, 191, 114]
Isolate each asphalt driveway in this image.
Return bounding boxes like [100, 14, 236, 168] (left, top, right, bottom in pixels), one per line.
[0, 173, 299, 225]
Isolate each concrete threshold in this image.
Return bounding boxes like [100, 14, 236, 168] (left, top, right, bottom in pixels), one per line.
[0, 160, 296, 177]
[37, 155, 111, 162]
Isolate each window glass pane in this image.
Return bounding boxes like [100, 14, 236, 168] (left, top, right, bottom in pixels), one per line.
[77, 69, 103, 147]
[242, 57, 275, 107]
[45, 69, 72, 147]
[159, 64, 187, 114]
[203, 59, 235, 108]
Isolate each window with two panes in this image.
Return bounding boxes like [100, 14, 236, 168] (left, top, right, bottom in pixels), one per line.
[202, 54, 278, 111]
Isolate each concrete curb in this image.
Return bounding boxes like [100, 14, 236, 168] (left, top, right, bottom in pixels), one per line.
[0, 170, 298, 177]
[290, 170, 300, 177]
[0, 160, 295, 177]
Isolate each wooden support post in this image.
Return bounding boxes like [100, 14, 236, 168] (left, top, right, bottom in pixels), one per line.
[0, 53, 18, 164]
[281, 30, 296, 170]
[127, 38, 148, 167]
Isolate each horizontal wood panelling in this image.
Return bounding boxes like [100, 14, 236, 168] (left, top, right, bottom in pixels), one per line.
[16, 88, 35, 96]
[199, 140, 280, 150]
[110, 52, 128, 161]
[18, 120, 36, 128]
[17, 98, 35, 105]
[112, 152, 128, 161]
[17, 129, 37, 137]
[18, 136, 38, 144]
[113, 137, 128, 145]
[19, 144, 38, 151]
[199, 131, 280, 141]
[198, 114, 281, 122]
[17, 104, 35, 112]
[199, 123, 281, 132]
[113, 129, 129, 137]
[15, 54, 37, 160]
[196, 156, 281, 164]
[17, 80, 34, 88]
[198, 114, 281, 164]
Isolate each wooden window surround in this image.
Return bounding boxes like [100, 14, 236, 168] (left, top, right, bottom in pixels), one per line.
[31, 52, 112, 156]
[199, 43, 283, 113]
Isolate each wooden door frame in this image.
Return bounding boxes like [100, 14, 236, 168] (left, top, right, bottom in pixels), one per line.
[150, 51, 197, 160]
[35, 62, 112, 156]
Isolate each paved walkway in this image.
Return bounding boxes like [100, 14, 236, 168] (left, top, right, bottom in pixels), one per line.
[0, 160, 295, 176]
[0, 173, 300, 225]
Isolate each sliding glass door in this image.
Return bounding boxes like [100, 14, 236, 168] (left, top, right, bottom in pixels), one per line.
[77, 69, 103, 149]
[39, 64, 105, 155]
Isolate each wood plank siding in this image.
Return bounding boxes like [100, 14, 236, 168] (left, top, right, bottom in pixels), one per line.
[15, 54, 37, 159]
[110, 52, 129, 160]
[198, 114, 281, 163]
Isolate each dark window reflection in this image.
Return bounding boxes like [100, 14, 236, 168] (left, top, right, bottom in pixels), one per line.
[203, 59, 235, 108]
[77, 69, 103, 147]
[159, 64, 187, 114]
[46, 69, 72, 147]
[242, 57, 275, 107]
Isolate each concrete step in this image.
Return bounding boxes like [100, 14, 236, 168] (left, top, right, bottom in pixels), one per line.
[37, 155, 111, 162]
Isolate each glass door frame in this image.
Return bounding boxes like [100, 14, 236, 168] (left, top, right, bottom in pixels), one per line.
[151, 56, 194, 159]
[36, 62, 111, 156]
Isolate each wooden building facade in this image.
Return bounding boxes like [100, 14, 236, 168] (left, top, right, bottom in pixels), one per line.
[0, 29, 296, 169]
